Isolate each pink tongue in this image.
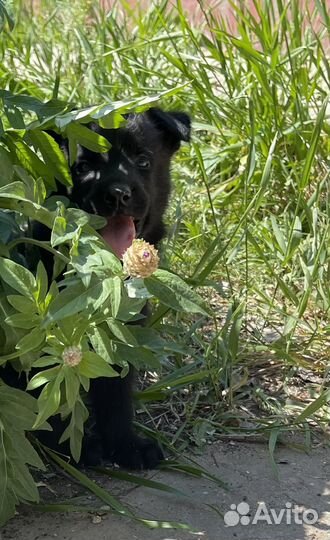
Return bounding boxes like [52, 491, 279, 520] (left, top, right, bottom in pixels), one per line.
[100, 215, 136, 259]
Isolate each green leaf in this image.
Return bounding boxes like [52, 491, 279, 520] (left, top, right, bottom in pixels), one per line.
[44, 277, 119, 324]
[7, 295, 37, 314]
[32, 355, 60, 368]
[79, 351, 119, 379]
[140, 370, 209, 395]
[113, 342, 160, 371]
[228, 303, 244, 362]
[36, 261, 48, 304]
[28, 130, 72, 187]
[4, 104, 25, 128]
[295, 388, 330, 423]
[0, 384, 39, 413]
[9, 459, 39, 501]
[95, 467, 192, 499]
[33, 372, 63, 428]
[46, 447, 135, 516]
[107, 319, 138, 347]
[145, 270, 209, 315]
[0, 403, 35, 430]
[0, 182, 54, 227]
[63, 366, 80, 410]
[7, 430, 45, 470]
[0, 1, 14, 31]
[0, 258, 37, 298]
[59, 397, 88, 462]
[0, 383, 45, 526]
[44, 280, 59, 309]
[51, 216, 81, 247]
[44, 283, 101, 323]
[7, 133, 55, 188]
[88, 326, 115, 364]
[0, 212, 20, 243]
[115, 292, 146, 322]
[270, 215, 286, 255]
[0, 427, 10, 525]
[0, 147, 14, 187]
[0, 90, 68, 118]
[27, 366, 61, 391]
[125, 277, 153, 299]
[0, 488, 16, 528]
[106, 276, 122, 318]
[66, 123, 111, 153]
[13, 165, 35, 200]
[300, 97, 328, 190]
[15, 326, 45, 354]
[0, 180, 25, 199]
[45, 447, 193, 529]
[5, 313, 40, 329]
[160, 459, 227, 488]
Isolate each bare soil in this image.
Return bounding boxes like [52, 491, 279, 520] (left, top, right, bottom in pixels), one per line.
[2, 440, 329, 540]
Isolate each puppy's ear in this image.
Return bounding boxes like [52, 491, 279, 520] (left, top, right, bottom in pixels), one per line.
[146, 107, 191, 150]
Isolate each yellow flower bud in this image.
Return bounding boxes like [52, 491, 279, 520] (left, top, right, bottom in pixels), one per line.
[62, 346, 82, 367]
[122, 239, 159, 278]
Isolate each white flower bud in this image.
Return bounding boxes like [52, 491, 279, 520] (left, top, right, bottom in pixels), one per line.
[62, 346, 82, 367]
[123, 239, 159, 278]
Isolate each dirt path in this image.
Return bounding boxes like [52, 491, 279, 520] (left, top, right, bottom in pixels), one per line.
[2, 441, 329, 540]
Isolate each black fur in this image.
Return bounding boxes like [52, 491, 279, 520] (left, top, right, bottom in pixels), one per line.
[3, 108, 191, 469]
[54, 108, 190, 247]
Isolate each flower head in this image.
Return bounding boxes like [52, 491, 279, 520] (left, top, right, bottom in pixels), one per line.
[123, 239, 159, 278]
[62, 346, 82, 367]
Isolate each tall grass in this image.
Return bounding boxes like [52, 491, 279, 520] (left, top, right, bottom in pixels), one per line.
[1, 0, 329, 448]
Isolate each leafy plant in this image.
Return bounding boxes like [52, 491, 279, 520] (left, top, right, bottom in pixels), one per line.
[0, 90, 209, 524]
[0, 384, 46, 526]
[0, 0, 329, 528]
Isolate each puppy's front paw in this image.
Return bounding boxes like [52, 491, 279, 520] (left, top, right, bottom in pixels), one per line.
[110, 435, 164, 470]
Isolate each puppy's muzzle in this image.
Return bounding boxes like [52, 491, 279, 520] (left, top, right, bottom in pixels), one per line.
[105, 184, 132, 209]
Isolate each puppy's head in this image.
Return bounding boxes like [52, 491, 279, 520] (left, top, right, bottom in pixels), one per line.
[52, 108, 190, 257]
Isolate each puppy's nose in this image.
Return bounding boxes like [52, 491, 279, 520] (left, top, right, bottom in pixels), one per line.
[106, 185, 132, 206]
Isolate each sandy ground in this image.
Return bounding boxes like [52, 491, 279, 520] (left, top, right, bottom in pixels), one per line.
[1, 440, 329, 540]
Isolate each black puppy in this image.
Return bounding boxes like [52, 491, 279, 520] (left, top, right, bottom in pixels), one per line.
[46, 108, 191, 469]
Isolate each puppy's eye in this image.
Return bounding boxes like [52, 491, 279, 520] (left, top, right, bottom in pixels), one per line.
[136, 155, 151, 169]
[75, 161, 93, 175]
